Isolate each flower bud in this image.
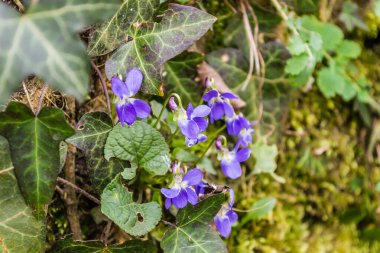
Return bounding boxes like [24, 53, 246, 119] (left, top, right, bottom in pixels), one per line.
[168, 97, 178, 111]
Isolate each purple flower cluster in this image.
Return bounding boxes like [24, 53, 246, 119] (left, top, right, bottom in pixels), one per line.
[214, 189, 238, 237]
[203, 90, 237, 123]
[111, 68, 151, 126]
[218, 142, 251, 179]
[161, 164, 202, 209]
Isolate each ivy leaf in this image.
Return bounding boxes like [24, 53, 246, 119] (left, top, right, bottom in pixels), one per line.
[239, 198, 276, 227]
[104, 121, 171, 176]
[101, 175, 162, 236]
[161, 194, 227, 253]
[164, 52, 203, 105]
[0, 102, 74, 218]
[0, 136, 45, 253]
[66, 112, 125, 193]
[88, 0, 160, 56]
[317, 67, 346, 97]
[52, 238, 156, 253]
[0, 1, 120, 103]
[105, 3, 216, 95]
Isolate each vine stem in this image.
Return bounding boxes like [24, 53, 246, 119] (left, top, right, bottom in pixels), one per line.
[57, 177, 100, 205]
[195, 125, 226, 165]
[91, 61, 111, 114]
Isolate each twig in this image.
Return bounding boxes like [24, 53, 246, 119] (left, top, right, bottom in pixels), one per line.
[91, 61, 111, 114]
[13, 0, 25, 12]
[57, 177, 101, 205]
[35, 84, 48, 115]
[101, 220, 113, 244]
[161, 220, 177, 228]
[22, 82, 35, 114]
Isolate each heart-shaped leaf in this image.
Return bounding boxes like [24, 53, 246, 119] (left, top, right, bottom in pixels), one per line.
[0, 1, 120, 103]
[88, 0, 160, 56]
[0, 102, 74, 218]
[52, 238, 157, 253]
[161, 194, 227, 253]
[239, 198, 276, 227]
[164, 52, 203, 105]
[101, 175, 161, 236]
[105, 3, 216, 95]
[0, 136, 45, 253]
[66, 112, 126, 193]
[104, 121, 170, 176]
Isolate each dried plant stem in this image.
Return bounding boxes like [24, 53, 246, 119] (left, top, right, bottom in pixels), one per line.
[57, 177, 101, 205]
[91, 61, 111, 114]
[22, 82, 34, 113]
[35, 84, 48, 115]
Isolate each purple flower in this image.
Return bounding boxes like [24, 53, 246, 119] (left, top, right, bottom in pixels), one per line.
[176, 103, 210, 140]
[161, 168, 202, 209]
[202, 89, 238, 123]
[214, 189, 238, 237]
[111, 67, 151, 126]
[185, 133, 207, 147]
[226, 113, 251, 136]
[238, 127, 254, 147]
[218, 144, 251, 179]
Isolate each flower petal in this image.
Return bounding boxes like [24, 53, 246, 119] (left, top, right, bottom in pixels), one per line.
[183, 168, 202, 186]
[111, 76, 129, 98]
[185, 137, 198, 147]
[178, 120, 200, 139]
[221, 92, 238, 99]
[123, 103, 137, 125]
[125, 67, 143, 96]
[185, 188, 198, 205]
[192, 105, 211, 118]
[226, 210, 238, 224]
[203, 89, 218, 102]
[172, 189, 188, 209]
[116, 102, 125, 126]
[221, 159, 242, 179]
[161, 185, 181, 198]
[198, 134, 207, 143]
[210, 102, 224, 123]
[214, 215, 231, 238]
[165, 198, 172, 209]
[193, 117, 208, 132]
[222, 102, 234, 118]
[186, 103, 194, 119]
[236, 148, 251, 162]
[228, 189, 235, 207]
[132, 99, 151, 118]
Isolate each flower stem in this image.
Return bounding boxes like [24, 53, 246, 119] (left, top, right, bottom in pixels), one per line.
[153, 93, 182, 128]
[195, 125, 226, 164]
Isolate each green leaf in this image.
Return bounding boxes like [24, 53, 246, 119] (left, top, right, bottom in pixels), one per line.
[301, 16, 343, 51]
[0, 136, 45, 253]
[104, 121, 170, 176]
[287, 0, 320, 14]
[0, 1, 120, 103]
[338, 1, 368, 31]
[66, 112, 125, 193]
[285, 54, 310, 75]
[340, 78, 357, 101]
[239, 198, 276, 227]
[88, 0, 160, 56]
[0, 102, 74, 218]
[164, 52, 203, 105]
[161, 194, 227, 253]
[317, 67, 346, 97]
[52, 238, 157, 253]
[251, 143, 278, 174]
[336, 40, 361, 59]
[287, 36, 307, 56]
[105, 3, 216, 95]
[376, 0, 380, 17]
[101, 175, 161, 236]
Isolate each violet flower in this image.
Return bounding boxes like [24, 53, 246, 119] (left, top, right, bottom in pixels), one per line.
[185, 133, 207, 147]
[161, 168, 202, 209]
[214, 189, 238, 237]
[238, 127, 254, 147]
[218, 143, 251, 179]
[225, 113, 251, 136]
[176, 103, 210, 141]
[111, 67, 151, 126]
[202, 89, 238, 123]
